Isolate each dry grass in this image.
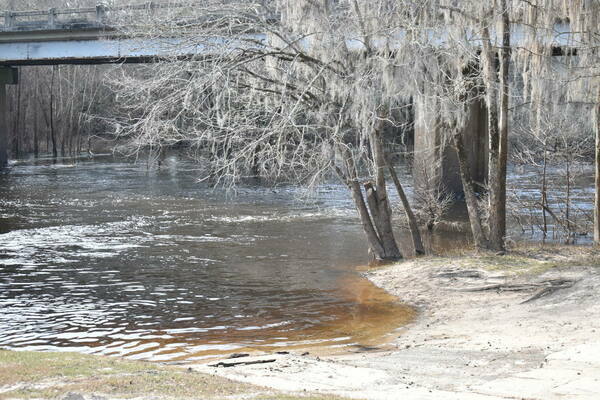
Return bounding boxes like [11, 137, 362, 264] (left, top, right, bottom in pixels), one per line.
[0, 350, 348, 400]
[421, 243, 600, 276]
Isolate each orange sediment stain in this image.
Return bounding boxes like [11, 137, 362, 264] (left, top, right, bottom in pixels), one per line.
[80, 268, 414, 363]
[164, 271, 413, 362]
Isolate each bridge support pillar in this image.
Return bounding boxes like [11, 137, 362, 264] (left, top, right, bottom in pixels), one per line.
[413, 95, 488, 199]
[0, 67, 18, 168]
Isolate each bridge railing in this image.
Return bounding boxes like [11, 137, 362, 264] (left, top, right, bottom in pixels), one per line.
[0, 2, 200, 32]
[2, 6, 107, 30]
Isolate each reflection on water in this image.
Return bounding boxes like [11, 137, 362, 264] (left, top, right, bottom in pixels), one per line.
[0, 155, 432, 362]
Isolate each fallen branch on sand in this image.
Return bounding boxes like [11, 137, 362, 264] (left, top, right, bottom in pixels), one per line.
[447, 279, 577, 303]
[434, 270, 488, 279]
[209, 358, 277, 368]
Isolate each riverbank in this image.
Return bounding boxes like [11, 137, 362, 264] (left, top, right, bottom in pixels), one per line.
[197, 245, 600, 399]
[3, 246, 599, 399]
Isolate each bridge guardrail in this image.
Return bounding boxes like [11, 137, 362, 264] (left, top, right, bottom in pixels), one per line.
[0, 2, 203, 32]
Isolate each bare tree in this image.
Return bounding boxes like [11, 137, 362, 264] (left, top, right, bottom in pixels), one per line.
[108, 0, 430, 262]
[596, 85, 600, 244]
[406, 0, 600, 250]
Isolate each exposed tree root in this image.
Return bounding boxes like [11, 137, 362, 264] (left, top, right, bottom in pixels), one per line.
[451, 283, 541, 292]
[444, 278, 578, 304]
[430, 268, 581, 305]
[520, 279, 578, 304]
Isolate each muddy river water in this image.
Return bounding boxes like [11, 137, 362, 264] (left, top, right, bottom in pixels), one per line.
[0, 156, 422, 362]
[0, 155, 593, 362]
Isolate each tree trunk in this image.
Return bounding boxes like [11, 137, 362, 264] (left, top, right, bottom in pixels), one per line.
[33, 108, 39, 157]
[387, 158, 425, 255]
[368, 122, 402, 261]
[481, 27, 501, 249]
[335, 140, 402, 264]
[349, 179, 387, 261]
[12, 79, 21, 159]
[335, 147, 387, 263]
[595, 85, 600, 245]
[452, 128, 489, 249]
[565, 152, 573, 243]
[481, 4, 509, 252]
[490, 1, 511, 250]
[541, 143, 549, 239]
[50, 66, 58, 158]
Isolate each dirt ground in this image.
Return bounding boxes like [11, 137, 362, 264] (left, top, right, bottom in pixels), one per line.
[195, 247, 600, 399]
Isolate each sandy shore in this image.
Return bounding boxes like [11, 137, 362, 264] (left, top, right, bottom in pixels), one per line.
[195, 248, 600, 399]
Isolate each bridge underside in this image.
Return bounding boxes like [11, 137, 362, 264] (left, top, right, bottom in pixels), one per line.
[0, 30, 202, 66]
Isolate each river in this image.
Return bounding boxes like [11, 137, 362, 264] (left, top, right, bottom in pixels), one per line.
[0, 155, 594, 362]
[0, 155, 419, 362]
